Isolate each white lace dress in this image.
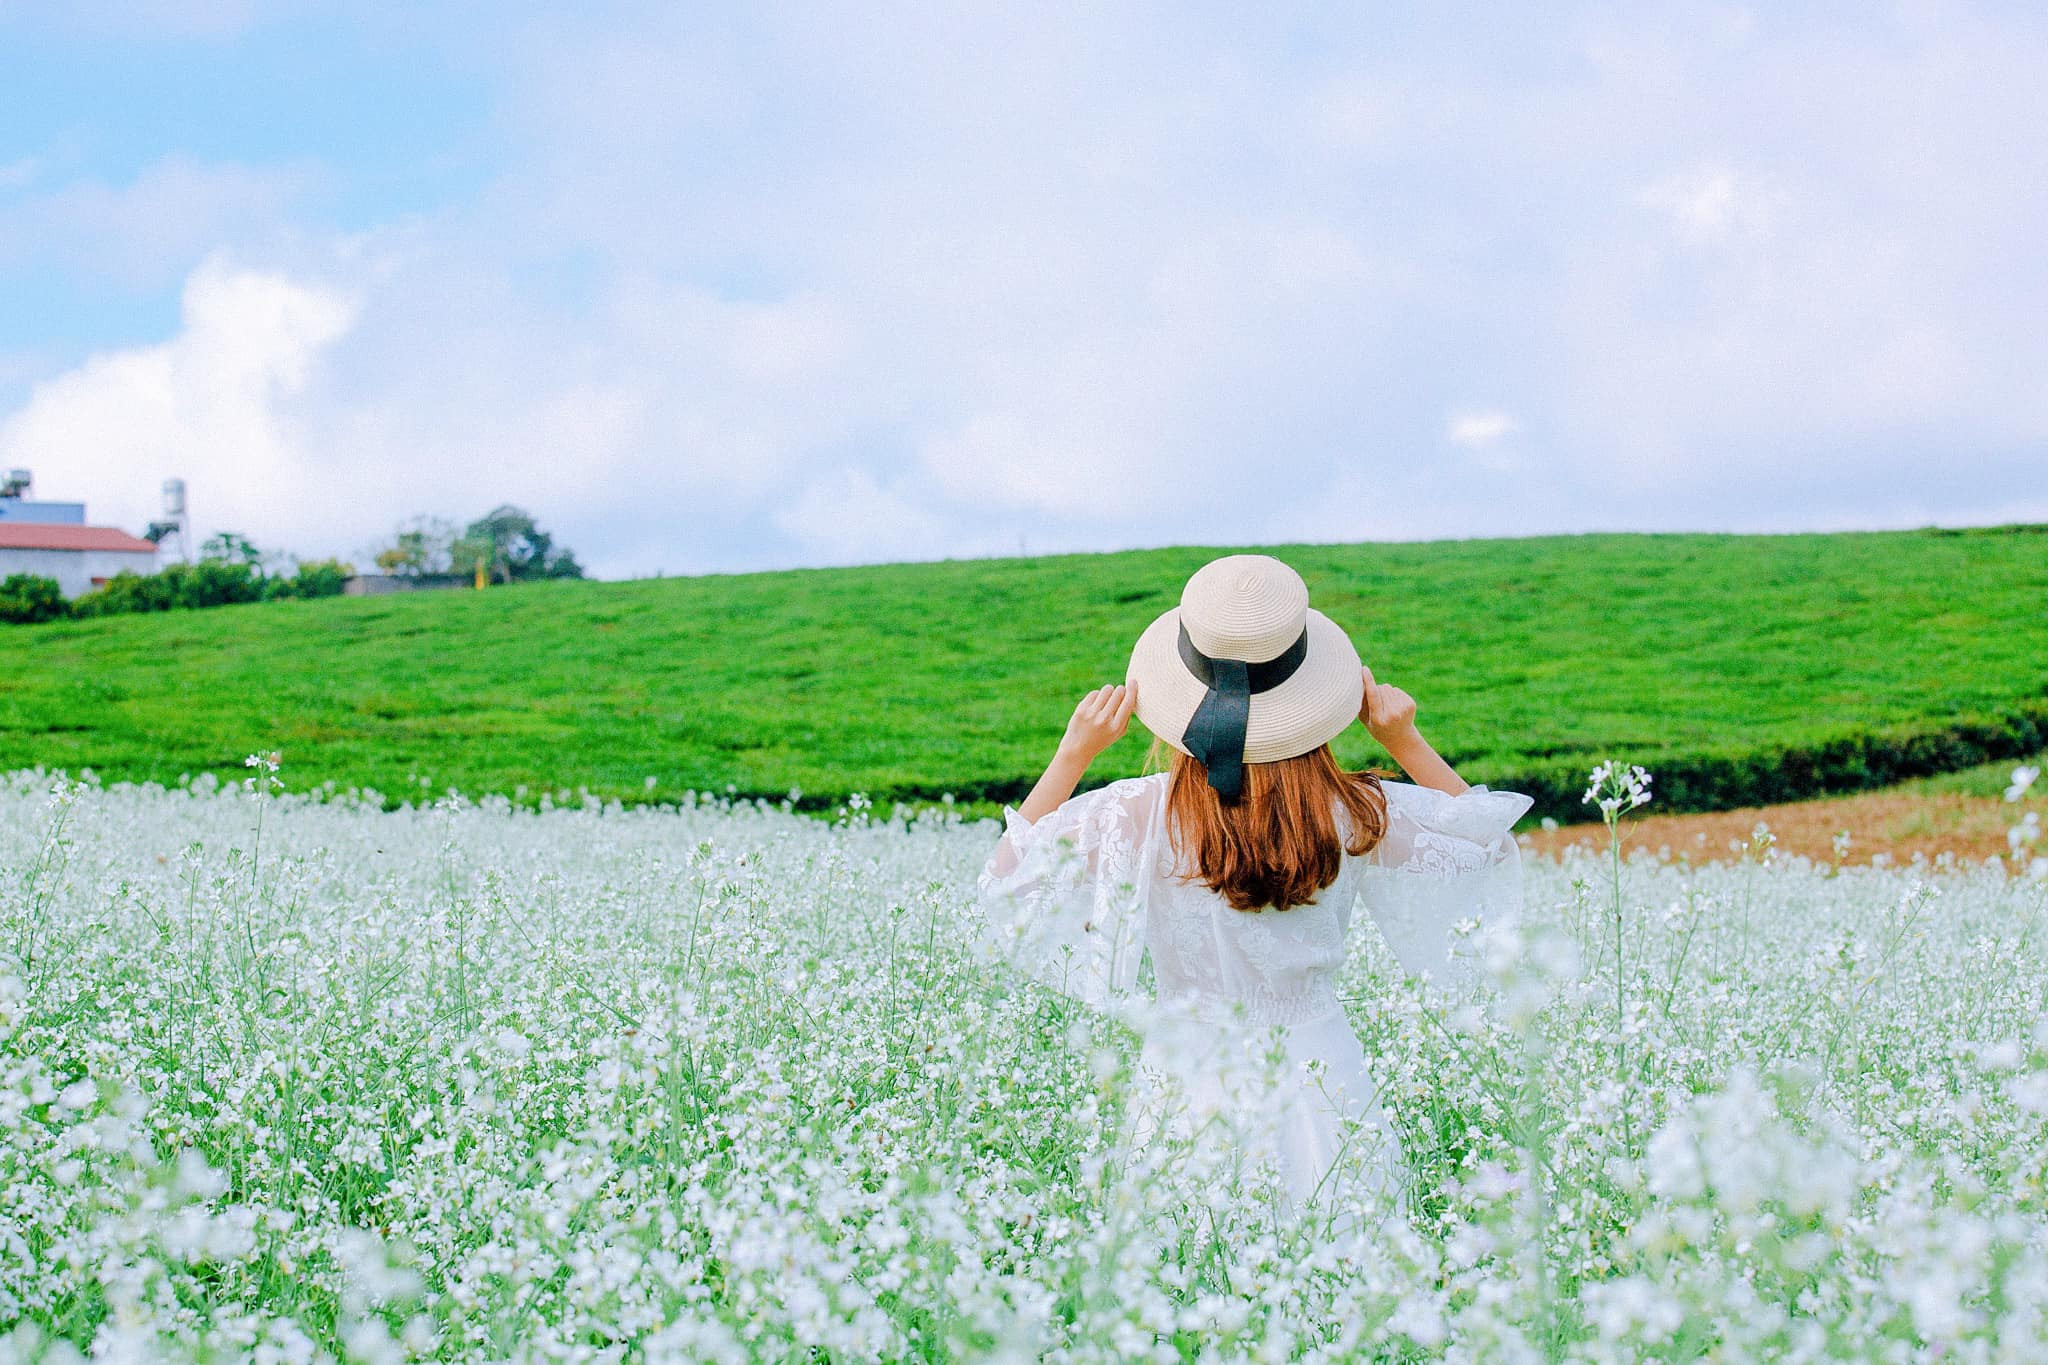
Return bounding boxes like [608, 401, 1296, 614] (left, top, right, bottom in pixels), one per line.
[976, 771, 1533, 1216]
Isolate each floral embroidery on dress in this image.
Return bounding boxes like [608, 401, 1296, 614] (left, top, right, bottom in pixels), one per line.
[1157, 893, 1226, 995]
[1399, 829, 1504, 879]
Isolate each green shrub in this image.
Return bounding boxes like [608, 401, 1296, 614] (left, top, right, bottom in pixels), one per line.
[72, 570, 176, 617]
[73, 561, 265, 618]
[67, 558, 353, 620]
[0, 573, 69, 624]
[267, 558, 354, 601]
[170, 560, 264, 609]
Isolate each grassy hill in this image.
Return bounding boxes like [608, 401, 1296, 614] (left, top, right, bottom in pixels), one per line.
[4, 526, 2046, 821]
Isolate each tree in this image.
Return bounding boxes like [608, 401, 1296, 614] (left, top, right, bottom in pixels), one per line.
[202, 531, 265, 569]
[370, 516, 456, 578]
[450, 505, 584, 584]
[208, 531, 300, 582]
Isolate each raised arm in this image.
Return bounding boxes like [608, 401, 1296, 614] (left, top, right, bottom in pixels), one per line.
[989, 682, 1139, 879]
[1360, 664, 1468, 795]
[1351, 665, 1533, 989]
[975, 682, 1158, 1010]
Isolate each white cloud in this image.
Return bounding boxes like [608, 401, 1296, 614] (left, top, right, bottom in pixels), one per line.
[7, 4, 2048, 576]
[0, 257, 356, 547]
[0, 155, 312, 289]
[771, 468, 965, 566]
[1639, 165, 1778, 246]
[1446, 412, 1519, 448]
[465, 4, 2048, 564]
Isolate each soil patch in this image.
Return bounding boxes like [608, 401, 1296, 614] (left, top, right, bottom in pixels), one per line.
[1522, 790, 2036, 869]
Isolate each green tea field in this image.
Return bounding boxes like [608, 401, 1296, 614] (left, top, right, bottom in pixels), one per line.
[3, 527, 2045, 821]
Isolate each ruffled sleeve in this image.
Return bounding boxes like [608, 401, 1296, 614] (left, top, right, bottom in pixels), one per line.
[1355, 779, 1535, 991]
[974, 773, 1167, 1011]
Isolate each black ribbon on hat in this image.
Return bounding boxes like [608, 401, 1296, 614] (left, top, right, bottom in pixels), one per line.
[1177, 620, 1310, 802]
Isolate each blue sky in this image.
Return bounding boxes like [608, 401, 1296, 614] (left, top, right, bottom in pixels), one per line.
[2, 2, 2045, 579]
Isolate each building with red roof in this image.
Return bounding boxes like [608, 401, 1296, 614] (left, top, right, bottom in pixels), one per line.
[0, 516, 160, 598]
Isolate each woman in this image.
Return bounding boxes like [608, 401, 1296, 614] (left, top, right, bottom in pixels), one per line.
[977, 553, 1533, 1221]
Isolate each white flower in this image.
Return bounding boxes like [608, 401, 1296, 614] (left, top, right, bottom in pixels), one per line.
[1582, 1275, 1685, 1341]
[173, 1147, 229, 1200]
[2006, 1071, 2048, 1115]
[6, 749, 2047, 1355]
[1583, 759, 1654, 818]
[1644, 1120, 1705, 1199]
[333, 1228, 425, 1308]
[1387, 1295, 1448, 1347]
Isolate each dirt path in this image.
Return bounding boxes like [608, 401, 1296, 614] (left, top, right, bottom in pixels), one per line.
[1521, 789, 2036, 869]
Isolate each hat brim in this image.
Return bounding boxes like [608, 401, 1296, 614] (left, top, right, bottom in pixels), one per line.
[1126, 607, 1364, 764]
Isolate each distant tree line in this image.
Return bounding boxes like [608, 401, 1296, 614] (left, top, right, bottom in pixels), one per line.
[372, 505, 583, 583]
[0, 504, 580, 625]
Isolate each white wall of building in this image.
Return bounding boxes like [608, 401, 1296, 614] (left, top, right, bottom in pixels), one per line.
[0, 547, 159, 598]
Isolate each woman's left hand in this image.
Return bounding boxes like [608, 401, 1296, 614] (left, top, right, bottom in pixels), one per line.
[1056, 682, 1138, 763]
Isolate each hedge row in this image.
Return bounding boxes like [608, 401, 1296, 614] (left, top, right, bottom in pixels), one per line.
[1495, 701, 2048, 824]
[698, 701, 2048, 824]
[0, 560, 352, 624]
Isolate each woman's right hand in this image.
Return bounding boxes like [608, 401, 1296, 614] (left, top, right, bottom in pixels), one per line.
[1360, 664, 1417, 742]
[1056, 682, 1138, 764]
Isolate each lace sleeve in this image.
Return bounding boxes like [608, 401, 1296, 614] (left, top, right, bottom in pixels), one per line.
[1355, 779, 1535, 990]
[974, 773, 1166, 1011]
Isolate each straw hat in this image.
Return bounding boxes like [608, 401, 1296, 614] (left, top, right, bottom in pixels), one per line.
[1126, 554, 1364, 799]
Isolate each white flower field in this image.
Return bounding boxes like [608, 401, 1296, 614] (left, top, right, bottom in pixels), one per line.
[4, 767, 2046, 1362]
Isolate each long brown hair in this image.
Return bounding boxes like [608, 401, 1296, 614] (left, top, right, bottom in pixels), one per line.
[1146, 737, 1389, 912]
